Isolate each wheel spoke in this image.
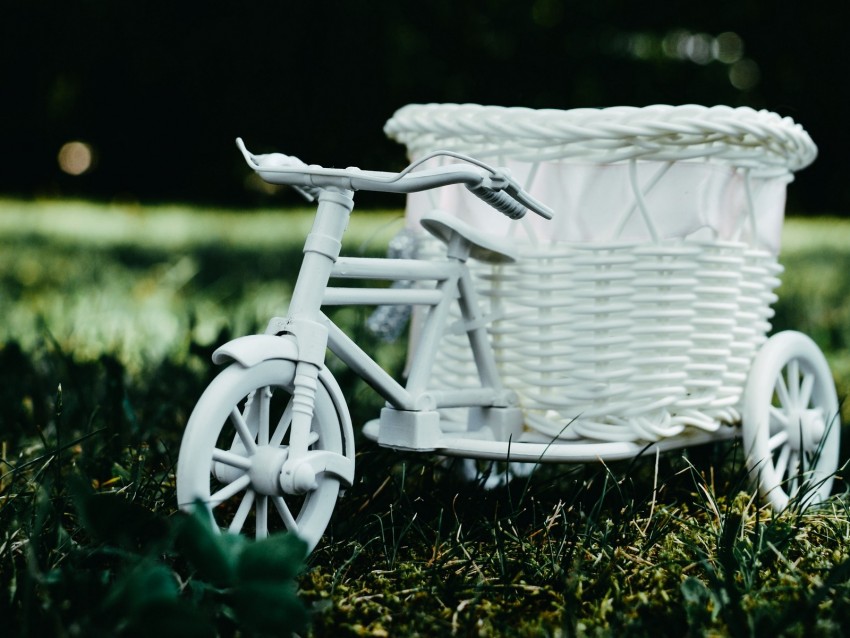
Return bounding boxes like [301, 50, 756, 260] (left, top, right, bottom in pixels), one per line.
[230, 407, 258, 454]
[210, 473, 251, 506]
[258, 387, 271, 446]
[769, 406, 789, 430]
[212, 448, 252, 470]
[271, 495, 299, 532]
[256, 495, 269, 539]
[270, 400, 294, 447]
[799, 371, 815, 409]
[768, 430, 789, 451]
[787, 359, 800, 406]
[774, 444, 791, 479]
[775, 373, 792, 410]
[228, 490, 256, 534]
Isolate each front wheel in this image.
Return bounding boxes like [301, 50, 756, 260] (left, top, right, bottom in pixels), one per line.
[743, 331, 840, 511]
[176, 360, 353, 551]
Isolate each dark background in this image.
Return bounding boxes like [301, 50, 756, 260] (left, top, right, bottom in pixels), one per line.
[1, 0, 845, 213]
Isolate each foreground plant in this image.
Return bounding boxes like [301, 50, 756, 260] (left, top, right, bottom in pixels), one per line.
[5, 479, 309, 637]
[0, 355, 309, 638]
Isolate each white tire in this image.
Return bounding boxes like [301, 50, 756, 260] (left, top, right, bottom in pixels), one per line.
[176, 360, 352, 551]
[743, 331, 840, 510]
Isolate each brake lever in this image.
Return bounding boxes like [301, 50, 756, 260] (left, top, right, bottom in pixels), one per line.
[483, 170, 554, 220]
[502, 179, 554, 220]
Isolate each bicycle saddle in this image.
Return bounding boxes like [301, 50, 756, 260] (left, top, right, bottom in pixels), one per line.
[420, 209, 518, 264]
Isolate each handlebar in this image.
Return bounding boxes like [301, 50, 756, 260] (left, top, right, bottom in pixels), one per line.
[236, 138, 553, 221]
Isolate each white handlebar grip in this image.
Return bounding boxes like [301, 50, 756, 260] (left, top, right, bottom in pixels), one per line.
[466, 184, 527, 220]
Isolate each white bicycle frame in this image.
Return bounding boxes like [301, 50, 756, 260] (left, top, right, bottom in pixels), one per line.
[216, 140, 552, 493]
[324, 254, 510, 412]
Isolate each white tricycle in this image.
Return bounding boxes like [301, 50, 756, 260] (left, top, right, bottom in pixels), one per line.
[177, 104, 841, 553]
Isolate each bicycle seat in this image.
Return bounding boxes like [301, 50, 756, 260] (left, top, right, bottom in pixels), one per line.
[420, 209, 518, 264]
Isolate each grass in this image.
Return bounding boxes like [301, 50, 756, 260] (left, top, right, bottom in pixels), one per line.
[2, 199, 850, 636]
[0, 198, 406, 368]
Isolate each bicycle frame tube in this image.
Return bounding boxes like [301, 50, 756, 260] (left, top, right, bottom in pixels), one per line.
[324, 257, 457, 306]
[325, 317, 413, 410]
[286, 188, 354, 320]
[456, 266, 503, 391]
[323, 256, 465, 410]
[323, 252, 510, 411]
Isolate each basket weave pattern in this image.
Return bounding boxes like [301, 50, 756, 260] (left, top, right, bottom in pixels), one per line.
[421, 238, 781, 441]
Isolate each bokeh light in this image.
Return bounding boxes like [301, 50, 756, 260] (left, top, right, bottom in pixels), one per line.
[680, 32, 714, 65]
[713, 32, 744, 64]
[662, 30, 728, 65]
[58, 141, 94, 176]
[729, 58, 760, 90]
[657, 29, 755, 91]
[628, 33, 656, 60]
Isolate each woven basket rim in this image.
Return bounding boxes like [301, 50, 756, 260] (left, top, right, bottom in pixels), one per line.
[385, 103, 817, 172]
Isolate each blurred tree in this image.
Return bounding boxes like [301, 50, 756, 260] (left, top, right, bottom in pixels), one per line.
[0, 0, 843, 212]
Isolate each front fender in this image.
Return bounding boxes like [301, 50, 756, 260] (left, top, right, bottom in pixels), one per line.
[212, 334, 299, 367]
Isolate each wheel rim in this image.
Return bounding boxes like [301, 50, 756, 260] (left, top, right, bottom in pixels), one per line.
[743, 332, 840, 510]
[177, 360, 347, 550]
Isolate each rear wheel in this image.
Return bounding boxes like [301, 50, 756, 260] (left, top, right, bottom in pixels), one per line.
[176, 360, 352, 551]
[743, 331, 840, 510]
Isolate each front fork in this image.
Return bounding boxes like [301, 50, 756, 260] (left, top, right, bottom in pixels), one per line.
[279, 360, 323, 494]
[260, 310, 356, 496]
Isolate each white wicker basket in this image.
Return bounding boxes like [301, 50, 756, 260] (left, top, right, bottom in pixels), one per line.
[385, 104, 816, 443]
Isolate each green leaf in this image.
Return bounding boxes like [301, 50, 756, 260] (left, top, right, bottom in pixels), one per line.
[173, 507, 240, 587]
[230, 580, 309, 636]
[228, 534, 310, 635]
[105, 561, 179, 617]
[236, 533, 308, 583]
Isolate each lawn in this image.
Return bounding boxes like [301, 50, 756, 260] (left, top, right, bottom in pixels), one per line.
[2, 198, 850, 637]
